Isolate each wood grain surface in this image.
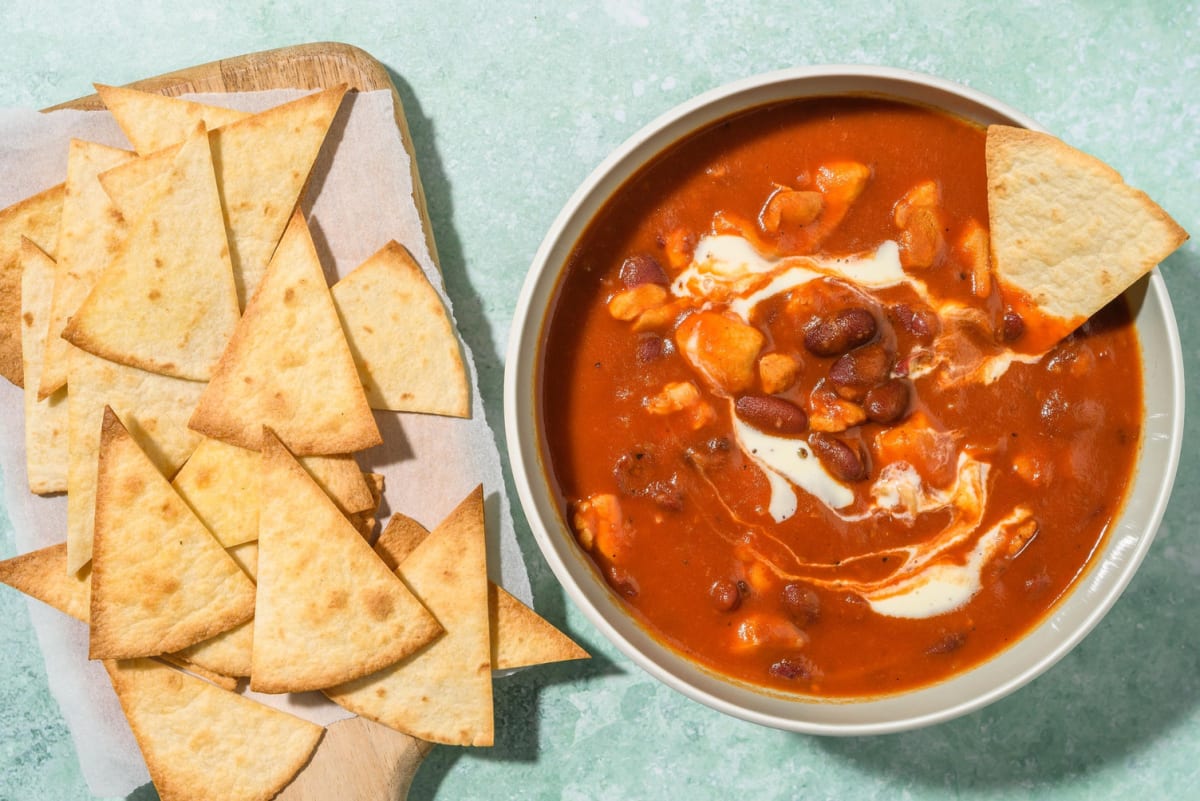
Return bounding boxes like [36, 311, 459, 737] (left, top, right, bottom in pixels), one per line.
[51, 42, 441, 801]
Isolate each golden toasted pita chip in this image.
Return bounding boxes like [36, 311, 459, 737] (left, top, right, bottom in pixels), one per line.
[363, 471, 384, 504]
[104, 658, 323, 801]
[19, 238, 69, 493]
[173, 438, 374, 548]
[306, 458, 375, 516]
[89, 409, 256, 659]
[65, 348, 204, 574]
[489, 584, 589, 671]
[347, 511, 375, 540]
[63, 123, 240, 381]
[95, 83, 252, 155]
[373, 512, 430, 571]
[158, 654, 239, 692]
[100, 85, 348, 308]
[189, 211, 381, 456]
[174, 618, 254, 680]
[0, 543, 90, 622]
[226, 541, 259, 582]
[0, 183, 63, 387]
[38, 140, 136, 399]
[373, 513, 588, 671]
[326, 486, 493, 746]
[172, 541, 257, 680]
[171, 438, 258, 548]
[987, 125, 1189, 350]
[331, 241, 470, 417]
[347, 472, 385, 539]
[250, 430, 440, 693]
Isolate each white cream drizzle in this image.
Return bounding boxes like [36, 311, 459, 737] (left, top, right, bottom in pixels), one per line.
[731, 414, 854, 519]
[672, 235, 911, 322]
[665, 232, 1050, 619]
[862, 506, 1032, 618]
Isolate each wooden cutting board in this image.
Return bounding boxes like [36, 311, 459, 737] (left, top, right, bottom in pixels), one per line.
[50, 41, 441, 277]
[51, 42, 440, 801]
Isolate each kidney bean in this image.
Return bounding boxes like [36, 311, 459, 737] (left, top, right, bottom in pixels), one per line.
[828, 342, 892, 401]
[1000, 308, 1025, 343]
[734, 395, 808, 435]
[619, 253, 669, 287]
[648, 480, 684, 511]
[613, 450, 653, 496]
[684, 437, 734, 475]
[781, 583, 821, 626]
[635, 334, 664, 363]
[709, 579, 742, 613]
[768, 655, 818, 681]
[808, 433, 867, 481]
[609, 567, 640, 599]
[926, 631, 967, 655]
[803, 307, 877, 357]
[889, 303, 939, 342]
[863, 378, 911, 424]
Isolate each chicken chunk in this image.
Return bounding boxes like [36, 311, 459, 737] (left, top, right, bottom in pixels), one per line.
[676, 311, 765, 394]
[645, 381, 716, 430]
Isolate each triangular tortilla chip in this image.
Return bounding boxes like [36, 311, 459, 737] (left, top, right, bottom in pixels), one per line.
[331, 241, 470, 416]
[325, 486, 493, 746]
[189, 211, 381, 455]
[172, 541, 257, 679]
[158, 654, 239, 692]
[174, 618, 254, 680]
[65, 348, 204, 574]
[0, 543, 90, 622]
[104, 658, 323, 801]
[363, 472, 384, 508]
[489, 584, 589, 670]
[89, 409, 256, 659]
[95, 83, 252, 155]
[38, 140, 136, 399]
[171, 538, 257, 679]
[373, 511, 430, 569]
[170, 438, 259, 548]
[250, 429, 440, 693]
[225, 541, 259, 580]
[19, 238, 69, 493]
[302, 457, 375, 517]
[0, 182, 63, 387]
[374, 512, 588, 671]
[63, 123, 240, 380]
[346, 472, 385, 539]
[100, 85, 348, 308]
[987, 125, 1189, 349]
[172, 438, 372, 549]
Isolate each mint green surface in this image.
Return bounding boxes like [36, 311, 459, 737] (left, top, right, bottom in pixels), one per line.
[2, 2, 1197, 799]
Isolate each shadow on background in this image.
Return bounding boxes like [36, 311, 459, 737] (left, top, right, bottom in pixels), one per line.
[127, 783, 159, 801]
[408, 648, 622, 801]
[381, 67, 544, 576]
[381, 66, 619, 801]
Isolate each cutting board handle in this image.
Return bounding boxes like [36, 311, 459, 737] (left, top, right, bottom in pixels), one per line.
[278, 717, 433, 801]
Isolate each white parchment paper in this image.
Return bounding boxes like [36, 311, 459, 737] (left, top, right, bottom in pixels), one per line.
[0, 89, 529, 797]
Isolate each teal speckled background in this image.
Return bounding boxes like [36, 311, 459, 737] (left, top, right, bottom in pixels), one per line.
[2, 2, 1197, 799]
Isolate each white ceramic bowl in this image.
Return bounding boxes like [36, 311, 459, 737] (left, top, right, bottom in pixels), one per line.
[503, 65, 1184, 735]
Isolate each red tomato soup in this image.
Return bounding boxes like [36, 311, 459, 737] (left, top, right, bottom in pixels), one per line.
[539, 97, 1142, 697]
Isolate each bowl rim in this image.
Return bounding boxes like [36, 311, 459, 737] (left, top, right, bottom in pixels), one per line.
[503, 64, 1185, 735]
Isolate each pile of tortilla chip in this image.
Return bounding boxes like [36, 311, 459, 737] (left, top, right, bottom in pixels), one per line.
[0, 84, 586, 801]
